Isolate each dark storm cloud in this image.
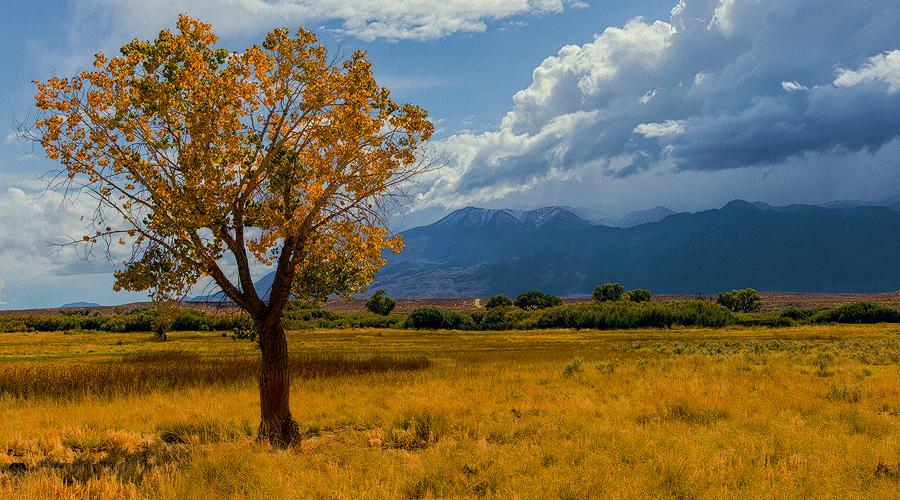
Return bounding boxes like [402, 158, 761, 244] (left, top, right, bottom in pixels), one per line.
[423, 0, 900, 207]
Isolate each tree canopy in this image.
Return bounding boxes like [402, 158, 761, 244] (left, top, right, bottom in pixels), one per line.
[34, 15, 433, 316]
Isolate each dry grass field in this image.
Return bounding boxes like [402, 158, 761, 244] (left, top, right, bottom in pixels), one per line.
[1, 325, 900, 498]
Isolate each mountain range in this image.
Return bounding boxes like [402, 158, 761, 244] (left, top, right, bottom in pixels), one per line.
[197, 199, 900, 300]
[368, 200, 900, 297]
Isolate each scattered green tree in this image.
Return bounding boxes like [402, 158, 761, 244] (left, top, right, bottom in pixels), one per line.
[717, 289, 762, 313]
[484, 294, 513, 309]
[365, 290, 396, 316]
[624, 288, 652, 303]
[514, 290, 562, 310]
[593, 283, 624, 302]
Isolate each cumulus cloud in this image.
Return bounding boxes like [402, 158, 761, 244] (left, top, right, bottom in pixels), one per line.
[0, 177, 287, 305]
[835, 50, 900, 94]
[420, 0, 900, 208]
[781, 81, 808, 92]
[0, 186, 117, 277]
[634, 120, 684, 138]
[71, 0, 574, 42]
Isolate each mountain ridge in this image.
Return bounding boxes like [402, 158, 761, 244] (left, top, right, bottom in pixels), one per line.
[370, 199, 900, 297]
[194, 199, 900, 301]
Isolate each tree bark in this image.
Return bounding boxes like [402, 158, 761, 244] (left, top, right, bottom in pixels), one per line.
[256, 319, 300, 448]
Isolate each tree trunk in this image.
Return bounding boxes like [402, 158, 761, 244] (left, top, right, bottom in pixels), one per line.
[153, 325, 167, 342]
[256, 319, 300, 448]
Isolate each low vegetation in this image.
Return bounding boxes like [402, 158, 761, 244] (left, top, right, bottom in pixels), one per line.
[0, 351, 430, 400]
[813, 301, 900, 324]
[3, 296, 899, 335]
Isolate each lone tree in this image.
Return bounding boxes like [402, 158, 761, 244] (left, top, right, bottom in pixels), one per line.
[717, 288, 762, 313]
[365, 290, 396, 316]
[33, 16, 433, 447]
[592, 283, 624, 302]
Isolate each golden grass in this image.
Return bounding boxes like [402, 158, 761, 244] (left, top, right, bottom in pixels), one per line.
[0, 350, 429, 400]
[0, 325, 899, 498]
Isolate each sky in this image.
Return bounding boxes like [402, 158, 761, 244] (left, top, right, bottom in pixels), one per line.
[0, 0, 898, 308]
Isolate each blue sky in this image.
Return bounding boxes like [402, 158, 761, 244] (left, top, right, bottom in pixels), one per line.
[1, 0, 899, 308]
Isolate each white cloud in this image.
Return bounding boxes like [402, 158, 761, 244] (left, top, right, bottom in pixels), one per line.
[4, 129, 28, 144]
[504, 18, 674, 134]
[834, 50, 900, 94]
[418, 0, 900, 210]
[0, 177, 284, 306]
[72, 0, 575, 42]
[0, 186, 112, 277]
[633, 120, 684, 138]
[781, 81, 808, 92]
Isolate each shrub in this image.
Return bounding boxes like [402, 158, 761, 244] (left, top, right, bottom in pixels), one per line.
[283, 306, 338, 322]
[383, 410, 449, 450]
[479, 306, 529, 330]
[826, 384, 861, 403]
[596, 360, 616, 374]
[813, 301, 900, 324]
[404, 307, 468, 330]
[484, 294, 513, 309]
[816, 351, 833, 377]
[532, 301, 734, 330]
[624, 288, 652, 303]
[563, 357, 585, 377]
[355, 313, 404, 329]
[593, 283, 624, 302]
[736, 313, 796, 327]
[780, 306, 817, 321]
[365, 290, 396, 316]
[717, 288, 762, 312]
[514, 290, 562, 310]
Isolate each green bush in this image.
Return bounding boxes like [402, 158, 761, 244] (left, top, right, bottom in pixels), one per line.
[18, 307, 253, 333]
[283, 306, 338, 322]
[717, 289, 762, 313]
[736, 313, 797, 327]
[24, 315, 86, 332]
[404, 307, 467, 330]
[624, 288, 652, 303]
[478, 306, 529, 330]
[355, 313, 404, 329]
[365, 290, 396, 316]
[168, 309, 251, 332]
[531, 301, 734, 330]
[779, 306, 818, 321]
[592, 283, 624, 302]
[0, 316, 28, 333]
[282, 308, 399, 330]
[514, 290, 562, 310]
[813, 302, 900, 324]
[484, 294, 513, 309]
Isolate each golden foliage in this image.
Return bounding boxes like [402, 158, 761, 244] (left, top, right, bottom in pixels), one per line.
[34, 15, 432, 313]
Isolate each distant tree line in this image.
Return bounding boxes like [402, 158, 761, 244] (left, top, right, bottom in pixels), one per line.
[3, 288, 899, 334]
